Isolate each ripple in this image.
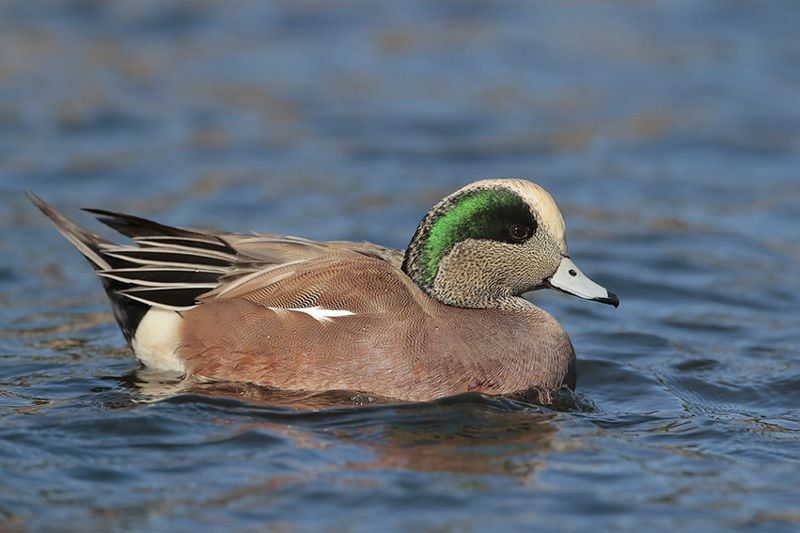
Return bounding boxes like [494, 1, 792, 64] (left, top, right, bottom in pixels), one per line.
[2, 0, 800, 529]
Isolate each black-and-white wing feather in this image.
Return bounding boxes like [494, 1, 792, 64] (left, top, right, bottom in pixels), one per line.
[28, 193, 406, 342]
[84, 210, 239, 311]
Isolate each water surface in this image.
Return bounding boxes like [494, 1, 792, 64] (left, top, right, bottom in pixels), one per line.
[1, 0, 799, 530]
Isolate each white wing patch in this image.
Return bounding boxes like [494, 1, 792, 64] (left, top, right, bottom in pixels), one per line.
[271, 306, 354, 323]
[131, 308, 186, 372]
[131, 306, 351, 374]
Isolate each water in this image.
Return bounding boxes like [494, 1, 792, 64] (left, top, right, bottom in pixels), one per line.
[1, 0, 799, 530]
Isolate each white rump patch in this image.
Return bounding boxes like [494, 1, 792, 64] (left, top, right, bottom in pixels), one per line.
[131, 308, 186, 372]
[271, 306, 354, 323]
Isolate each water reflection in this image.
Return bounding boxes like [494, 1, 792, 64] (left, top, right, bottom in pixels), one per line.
[336, 400, 560, 477]
[125, 368, 563, 477]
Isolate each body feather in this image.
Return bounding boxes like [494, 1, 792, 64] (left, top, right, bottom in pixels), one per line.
[28, 193, 404, 339]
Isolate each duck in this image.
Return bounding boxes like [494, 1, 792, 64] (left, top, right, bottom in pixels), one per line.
[28, 179, 618, 402]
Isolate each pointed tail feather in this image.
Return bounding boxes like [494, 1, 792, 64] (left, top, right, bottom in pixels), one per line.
[27, 192, 149, 342]
[28, 193, 237, 343]
[26, 192, 113, 271]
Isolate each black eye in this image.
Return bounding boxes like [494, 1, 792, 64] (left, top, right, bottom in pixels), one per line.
[508, 223, 530, 241]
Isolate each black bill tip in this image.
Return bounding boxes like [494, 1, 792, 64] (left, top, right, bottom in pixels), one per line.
[594, 292, 620, 308]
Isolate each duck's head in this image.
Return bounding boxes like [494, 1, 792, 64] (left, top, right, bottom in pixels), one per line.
[402, 178, 619, 310]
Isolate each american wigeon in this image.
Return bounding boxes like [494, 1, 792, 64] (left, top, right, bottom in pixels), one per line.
[29, 179, 618, 402]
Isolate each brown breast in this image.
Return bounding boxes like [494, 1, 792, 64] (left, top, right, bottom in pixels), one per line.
[178, 256, 575, 401]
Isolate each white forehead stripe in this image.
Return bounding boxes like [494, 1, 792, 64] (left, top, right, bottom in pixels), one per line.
[453, 179, 567, 244]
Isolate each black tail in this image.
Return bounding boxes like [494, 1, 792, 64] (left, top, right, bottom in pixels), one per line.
[27, 193, 235, 343]
[27, 192, 151, 342]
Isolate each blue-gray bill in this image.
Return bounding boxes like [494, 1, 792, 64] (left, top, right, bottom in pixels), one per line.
[547, 256, 619, 308]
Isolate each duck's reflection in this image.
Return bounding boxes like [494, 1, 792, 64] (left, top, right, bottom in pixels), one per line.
[121, 367, 569, 478]
[338, 403, 560, 477]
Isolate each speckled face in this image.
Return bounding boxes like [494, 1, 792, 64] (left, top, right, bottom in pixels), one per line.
[416, 187, 540, 287]
[403, 179, 618, 309]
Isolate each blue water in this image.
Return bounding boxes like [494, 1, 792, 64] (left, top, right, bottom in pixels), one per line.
[1, 0, 799, 530]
